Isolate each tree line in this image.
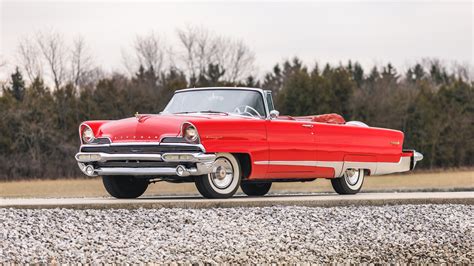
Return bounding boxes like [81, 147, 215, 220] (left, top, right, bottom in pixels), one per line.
[0, 28, 472, 180]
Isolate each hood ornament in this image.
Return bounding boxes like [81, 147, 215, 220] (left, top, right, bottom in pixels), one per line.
[135, 112, 150, 123]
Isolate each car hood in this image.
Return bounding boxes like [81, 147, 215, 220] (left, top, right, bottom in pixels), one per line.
[96, 113, 253, 143]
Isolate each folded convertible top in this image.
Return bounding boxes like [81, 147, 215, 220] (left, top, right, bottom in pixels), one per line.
[295, 113, 346, 124]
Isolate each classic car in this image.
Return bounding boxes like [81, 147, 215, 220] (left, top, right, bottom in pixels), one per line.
[76, 87, 423, 199]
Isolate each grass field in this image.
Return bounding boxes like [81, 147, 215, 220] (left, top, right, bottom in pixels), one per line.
[0, 170, 472, 198]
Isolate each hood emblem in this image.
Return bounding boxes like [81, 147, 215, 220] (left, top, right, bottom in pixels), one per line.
[134, 112, 150, 123]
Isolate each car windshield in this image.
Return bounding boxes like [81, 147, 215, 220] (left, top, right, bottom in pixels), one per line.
[162, 89, 266, 118]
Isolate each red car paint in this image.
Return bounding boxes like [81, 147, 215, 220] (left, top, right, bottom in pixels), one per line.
[80, 113, 411, 180]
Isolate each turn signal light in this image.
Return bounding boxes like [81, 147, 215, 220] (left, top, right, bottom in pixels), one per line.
[77, 154, 101, 161]
[163, 154, 195, 161]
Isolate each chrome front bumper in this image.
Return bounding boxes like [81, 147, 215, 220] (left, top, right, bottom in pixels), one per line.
[76, 152, 216, 177]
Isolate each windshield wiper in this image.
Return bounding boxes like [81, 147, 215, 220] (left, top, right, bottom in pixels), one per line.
[173, 111, 196, 114]
[173, 110, 228, 115]
[198, 110, 229, 115]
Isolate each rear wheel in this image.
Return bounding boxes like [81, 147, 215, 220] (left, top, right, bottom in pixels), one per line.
[194, 153, 241, 199]
[102, 175, 149, 199]
[331, 168, 365, 195]
[241, 182, 272, 196]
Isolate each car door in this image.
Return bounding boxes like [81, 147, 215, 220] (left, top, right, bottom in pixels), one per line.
[264, 119, 316, 177]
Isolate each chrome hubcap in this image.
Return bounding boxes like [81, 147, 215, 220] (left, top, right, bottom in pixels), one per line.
[210, 158, 234, 189]
[344, 169, 360, 185]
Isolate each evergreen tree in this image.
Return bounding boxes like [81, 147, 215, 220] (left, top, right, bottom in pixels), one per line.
[4, 67, 26, 101]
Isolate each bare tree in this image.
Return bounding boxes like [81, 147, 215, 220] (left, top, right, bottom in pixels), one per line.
[177, 27, 197, 79]
[122, 32, 171, 78]
[451, 61, 473, 82]
[220, 39, 255, 82]
[17, 37, 43, 83]
[70, 36, 94, 88]
[176, 26, 255, 83]
[36, 31, 67, 90]
[177, 26, 219, 80]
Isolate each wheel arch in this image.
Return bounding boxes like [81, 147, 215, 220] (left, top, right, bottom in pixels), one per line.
[233, 153, 252, 180]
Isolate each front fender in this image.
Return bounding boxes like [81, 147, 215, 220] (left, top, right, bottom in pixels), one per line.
[79, 120, 111, 141]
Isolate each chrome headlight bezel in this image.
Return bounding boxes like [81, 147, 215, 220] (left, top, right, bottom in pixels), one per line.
[81, 124, 95, 144]
[182, 123, 199, 143]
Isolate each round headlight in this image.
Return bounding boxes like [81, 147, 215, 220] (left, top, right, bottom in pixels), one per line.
[82, 126, 95, 144]
[184, 125, 198, 143]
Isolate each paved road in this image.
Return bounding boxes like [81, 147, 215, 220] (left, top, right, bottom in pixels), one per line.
[1, 191, 473, 209]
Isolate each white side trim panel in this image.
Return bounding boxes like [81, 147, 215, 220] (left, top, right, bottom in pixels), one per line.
[254, 157, 411, 177]
[373, 157, 411, 175]
[341, 161, 377, 177]
[254, 160, 344, 176]
[254, 160, 343, 168]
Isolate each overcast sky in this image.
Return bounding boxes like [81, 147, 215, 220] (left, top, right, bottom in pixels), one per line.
[0, 0, 472, 79]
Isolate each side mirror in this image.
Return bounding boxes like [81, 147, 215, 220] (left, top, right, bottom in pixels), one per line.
[269, 110, 279, 119]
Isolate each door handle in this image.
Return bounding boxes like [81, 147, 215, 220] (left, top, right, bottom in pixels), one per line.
[302, 124, 313, 128]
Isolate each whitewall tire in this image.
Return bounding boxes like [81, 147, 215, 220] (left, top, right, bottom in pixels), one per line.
[331, 168, 365, 195]
[194, 153, 241, 198]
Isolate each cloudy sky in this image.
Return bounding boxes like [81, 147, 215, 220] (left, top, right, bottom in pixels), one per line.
[0, 0, 472, 78]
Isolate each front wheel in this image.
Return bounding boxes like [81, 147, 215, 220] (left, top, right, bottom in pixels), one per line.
[194, 153, 241, 199]
[102, 176, 149, 199]
[331, 168, 365, 195]
[241, 182, 272, 196]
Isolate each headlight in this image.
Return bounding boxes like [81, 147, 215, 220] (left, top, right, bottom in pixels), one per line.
[81, 125, 95, 144]
[183, 124, 199, 143]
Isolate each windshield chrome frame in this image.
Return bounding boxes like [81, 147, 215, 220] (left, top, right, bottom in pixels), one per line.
[167, 87, 270, 119]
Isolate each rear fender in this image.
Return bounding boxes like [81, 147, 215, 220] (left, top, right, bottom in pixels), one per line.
[340, 155, 378, 177]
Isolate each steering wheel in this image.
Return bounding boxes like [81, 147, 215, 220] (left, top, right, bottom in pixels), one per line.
[233, 105, 262, 118]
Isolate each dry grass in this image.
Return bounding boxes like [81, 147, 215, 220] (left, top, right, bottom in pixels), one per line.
[0, 170, 472, 198]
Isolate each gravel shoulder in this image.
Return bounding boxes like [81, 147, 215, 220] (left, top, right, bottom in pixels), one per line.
[1, 204, 472, 264]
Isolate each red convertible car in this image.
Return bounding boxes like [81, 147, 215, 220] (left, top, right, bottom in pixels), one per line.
[76, 87, 423, 199]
